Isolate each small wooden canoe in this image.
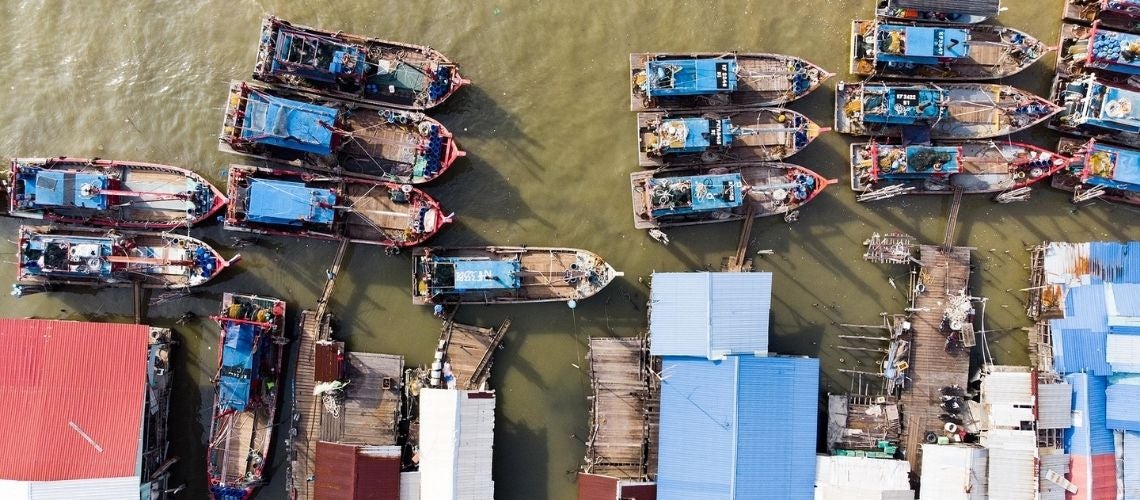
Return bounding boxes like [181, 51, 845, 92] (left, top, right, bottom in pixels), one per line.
[412, 247, 621, 305]
[6, 157, 226, 229]
[637, 108, 824, 167]
[1063, 0, 1140, 33]
[629, 52, 832, 111]
[252, 16, 468, 110]
[630, 162, 836, 229]
[220, 80, 464, 184]
[850, 19, 1048, 80]
[1054, 137, 1140, 204]
[224, 164, 450, 247]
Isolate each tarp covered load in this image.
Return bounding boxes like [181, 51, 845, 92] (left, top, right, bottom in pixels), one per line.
[246, 178, 336, 226]
[645, 59, 737, 97]
[271, 29, 367, 83]
[219, 322, 258, 412]
[887, 0, 1000, 16]
[861, 86, 947, 125]
[648, 173, 744, 216]
[1082, 142, 1140, 192]
[27, 171, 109, 209]
[241, 92, 337, 155]
[878, 26, 970, 64]
[1085, 27, 1140, 76]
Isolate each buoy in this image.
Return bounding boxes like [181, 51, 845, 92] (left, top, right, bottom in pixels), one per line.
[915, 283, 926, 294]
[944, 422, 958, 433]
[568, 299, 577, 309]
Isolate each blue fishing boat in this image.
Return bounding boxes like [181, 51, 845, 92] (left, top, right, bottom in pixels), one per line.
[850, 19, 1047, 80]
[628, 52, 832, 111]
[220, 80, 464, 184]
[876, 0, 1000, 24]
[252, 16, 467, 110]
[1055, 137, 1140, 204]
[1064, 0, 1140, 32]
[835, 81, 1059, 139]
[1051, 74, 1140, 148]
[636, 108, 824, 167]
[1059, 22, 1140, 82]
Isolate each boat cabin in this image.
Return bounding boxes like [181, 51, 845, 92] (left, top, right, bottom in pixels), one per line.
[1060, 76, 1140, 133]
[643, 117, 733, 155]
[241, 178, 336, 228]
[876, 25, 971, 66]
[21, 235, 114, 277]
[269, 29, 368, 85]
[240, 92, 338, 155]
[647, 173, 744, 217]
[870, 145, 962, 180]
[1080, 140, 1140, 192]
[18, 170, 111, 210]
[424, 257, 522, 297]
[861, 86, 948, 125]
[218, 321, 260, 412]
[642, 58, 737, 97]
[881, 0, 1000, 20]
[1075, 24, 1140, 75]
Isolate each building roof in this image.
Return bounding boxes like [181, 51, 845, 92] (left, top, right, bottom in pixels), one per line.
[918, 445, 988, 500]
[886, 0, 1000, 16]
[1036, 382, 1073, 430]
[1038, 451, 1070, 500]
[648, 272, 771, 359]
[1107, 379, 1140, 431]
[1052, 328, 1112, 376]
[1043, 241, 1140, 288]
[314, 442, 401, 500]
[0, 319, 149, 484]
[1069, 454, 1117, 500]
[0, 477, 143, 500]
[1123, 431, 1140, 500]
[1065, 373, 1115, 456]
[419, 389, 495, 500]
[980, 368, 1034, 429]
[398, 472, 419, 500]
[657, 355, 818, 500]
[1107, 334, 1140, 372]
[814, 456, 913, 500]
[983, 430, 1037, 500]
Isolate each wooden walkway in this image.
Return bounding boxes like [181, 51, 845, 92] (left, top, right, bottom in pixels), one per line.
[584, 337, 654, 480]
[289, 310, 328, 500]
[899, 245, 973, 477]
[320, 353, 404, 445]
[437, 319, 511, 389]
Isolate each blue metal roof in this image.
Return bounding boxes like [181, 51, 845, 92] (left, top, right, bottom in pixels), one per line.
[1107, 379, 1140, 431]
[28, 171, 109, 209]
[649, 272, 771, 359]
[645, 59, 737, 97]
[1088, 241, 1140, 284]
[1124, 431, 1140, 499]
[1053, 328, 1112, 376]
[1065, 373, 1115, 455]
[657, 355, 819, 500]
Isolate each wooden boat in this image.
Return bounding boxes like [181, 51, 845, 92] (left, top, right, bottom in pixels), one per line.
[1054, 137, 1140, 204]
[1064, 0, 1140, 32]
[637, 108, 824, 167]
[252, 16, 468, 110]
[850, 19, 1048, 80]
[220, 80, 464, 184]
[876, 0, 1000, 24]
[628, 52, 832, 111]
[207, 293, 287, 500]
[835, 81, 1061, 139]
[412, 247, 621, 305]
[629, 162, 836, 229]
[15, 226, 237, 290]
[223, 165, 450, 247]
[850, 141, 1070, 199]
[6, 157, 226, 229]
[1050, 74, 1140, 148]
[1058, 22, 1140, 82]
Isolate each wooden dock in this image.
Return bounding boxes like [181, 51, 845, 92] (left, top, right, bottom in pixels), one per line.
[898, 245, 973, 477]
[583, 337, 655, 479]
[722, 205, 756, 272]
[288, 310, 328, 500]
[320, 353, 404, 445]
[436, 319, 511, 389]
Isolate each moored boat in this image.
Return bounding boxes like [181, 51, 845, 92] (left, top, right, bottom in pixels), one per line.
[629, 162, 836, 229]
[850, 141, 1070, 199]
[223, 164, 450, 247]
[628, 52, 832, 111]
[207, 293, 287, 500]
[835, 81, 1060, 139]
[637, 108, 824, 167]
[850, 19, 1047, 80]
[220, 80, 464, 184]
[1050, 73, 1140, 148]
[876, 0, 1000, 24]
[1054, 137, 1140, 204]
[1058, 22, 1140, 80]
[6, 157, 226, 229]
[412, 247, 620, 305]
[1064, 0, 1140, 32]
[252, 16, 468, 110]
[15, 226, 237, 290]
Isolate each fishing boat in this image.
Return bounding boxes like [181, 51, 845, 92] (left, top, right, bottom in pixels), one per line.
[1055, 137, 1140, 204]
[207, 293, 287, 500]
[628, 52, 832, 111]
[876, 0, 1001, 24]
[5, 157, 226, 229]
[629, 162, 836, 229]
[1058, 22, 1140, 81]
[850, 141, 1070, 199]
[412, 247, 620, 305]
[1064, 0, 1140, 32]
[835, 81, 1060, 139]
[637, 108, 824, 167]
[1050, 74, 1140, 148]
[219, 80, 464, 184]
[252, 16, 467, 110]
[15, 226, 237, 290]
[223, 164, 450, 247]
[850, 19, 1048, 80]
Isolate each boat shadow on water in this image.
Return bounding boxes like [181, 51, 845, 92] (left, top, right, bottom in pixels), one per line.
[429, 85, 547, 176]
[421, 150, 555, 231]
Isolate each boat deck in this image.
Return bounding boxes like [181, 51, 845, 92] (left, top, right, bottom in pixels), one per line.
[438, 319, 511, 390]
[320, 352, 404, 445]
[342, 112, 419, 166]
[584, 337, 655, 479]
[342, 183, 411, 241]
[217, 409, 265, 483]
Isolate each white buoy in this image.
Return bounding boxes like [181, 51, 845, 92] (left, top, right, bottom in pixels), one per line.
[568, 299, 577, 309]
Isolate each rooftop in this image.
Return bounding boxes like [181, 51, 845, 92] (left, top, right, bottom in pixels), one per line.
[814, 455, 913, 500]
[649, 272, 771, 359]
[419, 389, 495, 500]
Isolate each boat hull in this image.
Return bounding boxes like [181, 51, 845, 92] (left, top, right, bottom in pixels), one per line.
[849, 20, 1048, 80]
[637, 108, 823, 167]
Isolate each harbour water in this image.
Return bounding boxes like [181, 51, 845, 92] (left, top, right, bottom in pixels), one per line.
[1, 1, 1139, 498]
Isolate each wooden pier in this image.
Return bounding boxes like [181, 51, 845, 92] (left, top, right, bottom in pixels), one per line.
[435, 319, 511, 389]
[320, 353, 404, 445]
[722, 205, 756, 272]
[583, 337, 657, 480]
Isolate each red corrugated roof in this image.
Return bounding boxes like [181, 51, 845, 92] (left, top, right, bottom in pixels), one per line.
[0, 319, 148, 481]
[578, 473, 618, 500]
[315, 441, 401, 500]
[1070, 454, 1117, 500]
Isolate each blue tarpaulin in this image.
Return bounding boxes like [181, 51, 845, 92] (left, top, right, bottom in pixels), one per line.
[648, 174, 744, 217]
[449, 259, 520, 291]
[646, 59, 737, 97]
[246, 178, 335, 226]
[878, 26, 969, 64]
[241, 92, 336, 155]
[1084, 142, 1140, 192]
[219, 323, 258, 412]
[862, 86, 946, 124]
[29, 171, 109, 209]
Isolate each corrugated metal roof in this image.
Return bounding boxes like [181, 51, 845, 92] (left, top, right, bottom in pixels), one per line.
[887, 0, 1000, 16]
[316, 441, 356, 499]
[618, 482, 657, 500]
[419, 389, 495, 500]
[315, 442, 401, 500]
[398, 472, 419, 500]
[1069, 453, 1117, 500]
[0, 319, 149, 482]
[0, 476, 141, 499]
[315, 341, 345, 383]
[1037, 382, 1073, 430]
[1053, 328, 1112, 376]
[657, 356, 818, 500]
[1038, 451, 1070, 500]
[1107, 381, 1140, 431]
[1107, 334, 1140, 372]
[1065, 373, 1115, 455]
[918, 445, 988, 500]
[1056, 285, 1109, 332]
[983, 429, 1037, 500]
[1124, 431, 1140, 500]
[981, 369, 1034, 429]
[649, 272, 770, 359]
[1045, 242, 1140, 287]
[1106, 282, 1140, 316]
[814, 456, 913, 500]
[577, 473, 618, 500]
